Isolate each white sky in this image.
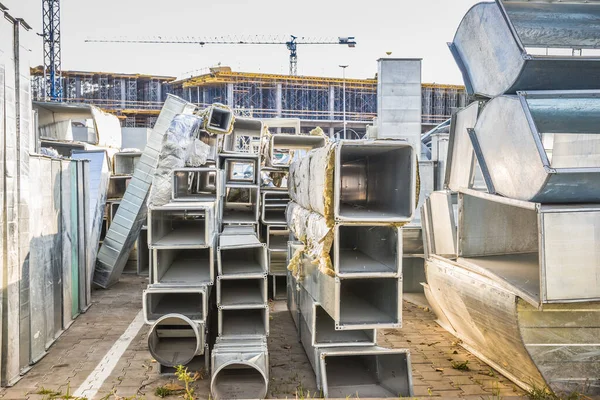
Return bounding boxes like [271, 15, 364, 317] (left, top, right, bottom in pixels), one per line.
[8, 0, 479, 83]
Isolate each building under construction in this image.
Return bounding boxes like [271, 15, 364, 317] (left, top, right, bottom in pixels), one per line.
[31, 66, 466, 135]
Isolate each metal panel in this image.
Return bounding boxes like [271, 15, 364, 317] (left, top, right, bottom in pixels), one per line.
[113, 151, 141, 175]
[377, 59, 422, 155]
[424, 255, 546, 392]
[152, 246, 214, 287]
[50, 160, 63, 340]
[318, 347, 413, 398]
[136, 227, 149, 276]
[333, 224, 400, 278]
[78, 161, 91, 311]
[217, 307, 269, 338]
[217, 233, 267, 277]
[71, 150, 109, 307]
[421, 191, 457, 259]
[260, 191, 289, 225]
[60, 160, 73, 330]
[210, 338, 269, 400]
[143, 287, 208, 324]
[148, 202, 214, 249]
[172, 168, 217, 202]
[216, 276, 267, 309]
[69, 161, 80, 317]
[299, 252, 402, 330]
[269, 134, 327, 166]
[445, 102, 485, 192]
[334, 140, 416, 223]
[408, 160, 434, 227]
[222, 117, 262, 153]
[298, 286, 376, 348]
[96, 95, 196, 288]
[471, 92, 600, 202]
[450, 1, 600, 98]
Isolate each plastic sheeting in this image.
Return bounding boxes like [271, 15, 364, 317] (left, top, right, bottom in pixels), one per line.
[288, 143, 335, 224]
[286, 202, 334, 279]
[148, 114, 211, 207]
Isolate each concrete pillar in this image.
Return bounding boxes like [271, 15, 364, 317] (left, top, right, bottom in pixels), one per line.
[120, 80, 126, 109]
[329, 85, 335, 121]
[197, 87, 200, 104]
[377, 58, 422, 158]
[75, 77, 82, 99]
[276, 83, 282, 117]
[227, 83, 234, 107]
[203, 88, 207, 105]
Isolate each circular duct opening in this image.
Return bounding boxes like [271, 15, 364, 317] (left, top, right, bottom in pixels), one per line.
[211, 362, 268, 400]
[148, 314, 201, 367]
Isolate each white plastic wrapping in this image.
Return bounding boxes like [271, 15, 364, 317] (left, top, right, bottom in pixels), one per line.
[148, 114, 210, 207]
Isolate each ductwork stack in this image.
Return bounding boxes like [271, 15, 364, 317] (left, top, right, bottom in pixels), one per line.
[422, 0, 600, 395]
[260, 131, 328, 299]
[286, 139, 416, 398]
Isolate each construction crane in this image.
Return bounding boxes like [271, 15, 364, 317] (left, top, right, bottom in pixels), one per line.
[85, 35, 357, 76]
[41, 0, 62, 101]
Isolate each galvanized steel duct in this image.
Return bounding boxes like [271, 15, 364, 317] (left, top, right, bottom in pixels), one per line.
[147, 314, 204, 367]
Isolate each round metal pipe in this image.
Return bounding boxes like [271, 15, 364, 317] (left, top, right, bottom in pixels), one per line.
[147, 314, 202, 367]
[211, 361, 268, 400]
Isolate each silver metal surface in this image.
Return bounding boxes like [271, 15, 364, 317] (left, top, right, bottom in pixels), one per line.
[210, 338, 269, 400]
[299, 252, 402, 330]
[272, 275, 287, 300]
[298, 286, 376, 348]
[261, 191, 289, 225]
[152, 246, 214, 286]
[266, 225, 289, 251]
[459, 189, 600, 304]
[222, 117, 263, 153]
[96, 95, 196, 288]
[333, 224, 400, 278]
[217, 276, 267, 309]
[268, 250, 287, 276]
[113, 151, 142, 175]
[205, 104, 234, 134]
[409, 160, 435, 227]
[269, 134, 327, 166]
[220, 154, 259, 185]
[107, 176, 131, 200]
[217, 233, 267, 277]
[217, 307, 269, 338]
[402, 226, 424, 256]
[220, 186, 260, 224]
[334, 140, 416, 222]
[136, 227, 149, 276]
[148, 202, 214, 249]
[471, 91, 600, 202]
[286, 269, 301, 332]
[143, 286, 208, 324]
[318, 347, 413, 398]
[421, 191, 457, 259]
[450, 1, 600, 98]
[148, 314, 205, 367]
[172, 167, 218, 202]
[445, 102, 486, 192]
[403, 256, 426, 294]
[377, 58, 422, 155]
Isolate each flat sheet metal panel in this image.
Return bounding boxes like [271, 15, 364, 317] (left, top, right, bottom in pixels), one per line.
[28, 157, 47, 364]
[0, 62, 4, 381]
[95, 95, 195, 288]
[70, 152, 105, 307]
[542, 211, 600, 302]
[78, 162, 90, 310]
[446, 102, 481, 192]
[1, 15, 22, 386]
[70, 162, 80, 316]
[60, 160, 73, 328]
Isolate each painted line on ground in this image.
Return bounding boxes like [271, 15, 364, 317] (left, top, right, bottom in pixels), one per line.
[73, 310, 145, 399]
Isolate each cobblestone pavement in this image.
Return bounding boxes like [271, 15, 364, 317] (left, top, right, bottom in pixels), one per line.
[0, 275, 525, 399]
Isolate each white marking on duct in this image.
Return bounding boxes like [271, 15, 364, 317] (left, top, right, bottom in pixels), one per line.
[73, 310, 145, 399]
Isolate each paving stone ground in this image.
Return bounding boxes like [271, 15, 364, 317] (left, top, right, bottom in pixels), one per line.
[0, 275, 525, 399]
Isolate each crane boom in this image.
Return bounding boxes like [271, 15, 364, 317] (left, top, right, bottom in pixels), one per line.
[85, 35, 356, 76]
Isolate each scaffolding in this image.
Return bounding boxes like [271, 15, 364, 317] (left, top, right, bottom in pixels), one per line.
[30, 66, 465, 129]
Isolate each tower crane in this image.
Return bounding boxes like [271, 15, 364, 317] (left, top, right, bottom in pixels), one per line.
[85, 35, 357, 76]
[42, 0, 62, 100]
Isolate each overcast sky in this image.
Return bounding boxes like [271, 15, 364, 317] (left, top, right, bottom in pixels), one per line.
[7, 0, 479, 83]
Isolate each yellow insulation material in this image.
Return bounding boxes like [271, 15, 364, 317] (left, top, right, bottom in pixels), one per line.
[201, 103, 235, 135]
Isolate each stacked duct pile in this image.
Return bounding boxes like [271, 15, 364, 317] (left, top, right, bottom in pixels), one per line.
[286, 139, 416, 398]
[211, 112, 271, 400]
[144, 109, 216, 374]
[259, 131, 328, 299]
[422, 0, 600, 395]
